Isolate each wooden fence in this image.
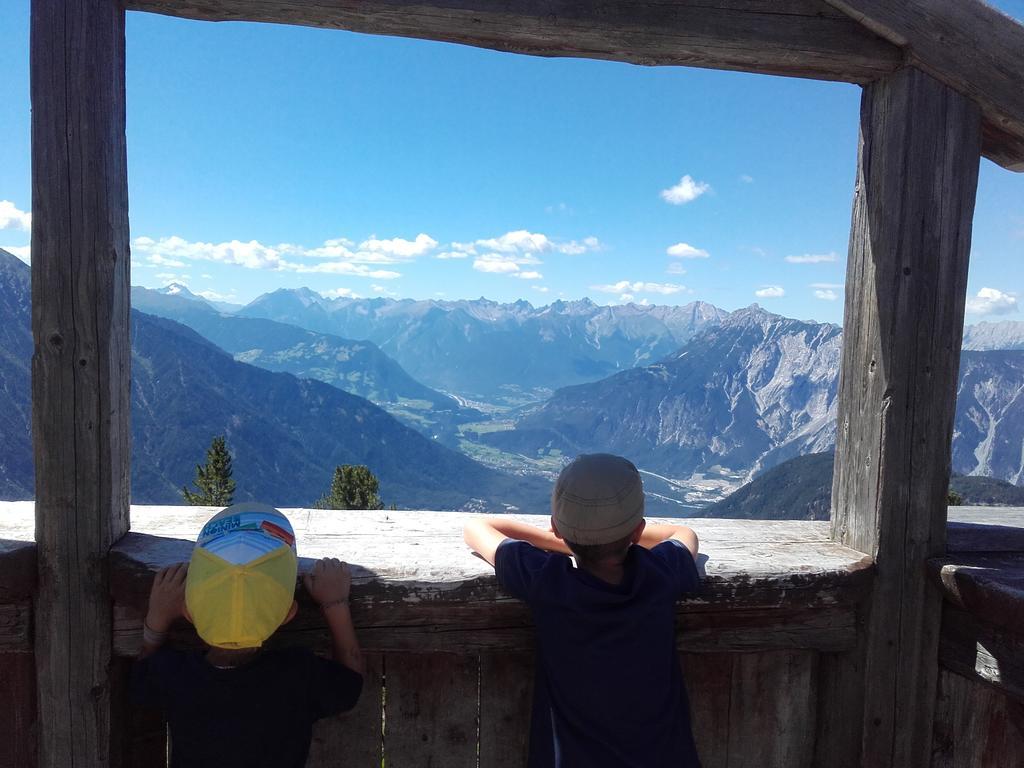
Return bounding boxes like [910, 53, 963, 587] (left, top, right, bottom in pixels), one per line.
[1, 505, 1022, 766]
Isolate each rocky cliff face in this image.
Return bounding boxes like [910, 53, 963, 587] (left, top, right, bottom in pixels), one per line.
[489, 306, 841, 480]
[491, 307, 1024, 492]
[962, 321, 1024, 351]
[238, 289, 729, 401]
[0, 249, 32, 499]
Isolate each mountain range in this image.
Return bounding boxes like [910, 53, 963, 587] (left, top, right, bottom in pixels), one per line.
[0, 250, 545, 509]
[238, 288, 728, 402]
[131, 285, 478, 438]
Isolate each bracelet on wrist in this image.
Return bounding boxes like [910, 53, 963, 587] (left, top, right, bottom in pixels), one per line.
[143, 620, 169, 646]
[319, 597, 350, 611]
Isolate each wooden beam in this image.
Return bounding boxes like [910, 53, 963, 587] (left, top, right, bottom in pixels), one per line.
[126, 0, 901, 83]
[124, 0, 1024, 171]
[830, 67, 981, 768]
[824, 0, 1024, 172]
[30, 0, 131, 765]
[938, 606, 1024, 704]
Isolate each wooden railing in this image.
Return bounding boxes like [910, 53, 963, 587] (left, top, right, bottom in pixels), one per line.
[0, 504, 1022, 766]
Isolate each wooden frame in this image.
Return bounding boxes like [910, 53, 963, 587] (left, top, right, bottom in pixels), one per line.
[27, 1, 1023, 766]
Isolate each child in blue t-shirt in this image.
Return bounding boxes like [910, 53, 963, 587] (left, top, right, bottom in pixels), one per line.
[464, 453, 702, 768]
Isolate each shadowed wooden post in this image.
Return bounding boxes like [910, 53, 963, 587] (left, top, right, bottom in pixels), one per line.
[30, 0, 131, 765]
[831, 67, 981, 768]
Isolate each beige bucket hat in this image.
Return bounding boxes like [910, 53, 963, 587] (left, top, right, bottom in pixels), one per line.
[551, 454, 645, 545]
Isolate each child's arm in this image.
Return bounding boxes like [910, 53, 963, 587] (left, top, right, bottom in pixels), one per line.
[637, 523, 699, 559]
[463, 517, 572, 566]
[304, 558, 364, 676]
[140, 563, 188, 659]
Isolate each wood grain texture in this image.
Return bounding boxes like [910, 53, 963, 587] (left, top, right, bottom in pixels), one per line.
[109, 657, 167, 768]
[479, 652, 533, 767]
[824, 0, 1024, 171]
[830, 66, 982, 768]
[932, 669, 1024, 768]
[383, 653, 478, 767]
[308, 652, 383, 768]
[681, 653, 732, 768]
[0, 653, 37, 768]
[727, 651, 817, 768]
[30, 0, 132, 765]
[930, 554, 1024, 636]
[125, 0, 899, 82]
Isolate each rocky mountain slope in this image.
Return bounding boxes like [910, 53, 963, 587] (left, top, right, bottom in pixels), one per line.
[703, 451, 1024, 520]
[132, 286, 476, 436]
[0, 251, 545, 509]
[962, 321, 1024, 351]
[238, 289, 728, 402]
[486, 306, 841, 480]
[486, 307, 1024, 497]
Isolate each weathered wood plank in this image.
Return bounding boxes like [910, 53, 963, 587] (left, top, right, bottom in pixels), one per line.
[0, 603, 33, 652]
[479, 651, 533, 767]
[0, 652, 37, 768]
[30, 0, 132, 765]
[727, 651, 818, 768]
[383, 653, 478, 767]
[929, 555, 1024, 636]
[938, 606, 1024, 704]
[681, 653, 731, 768]
[126, 0, 900, 83]
[830, 66, 982, 768]
[932, 669, 1024, 768]
[308, 652, 383, 768]
[124, 0, 1024, 170]
[824, 0, 1024, 171]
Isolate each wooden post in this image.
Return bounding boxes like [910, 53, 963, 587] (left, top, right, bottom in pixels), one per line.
[30, 0, 131, 765]
[831, 67, 981, 767]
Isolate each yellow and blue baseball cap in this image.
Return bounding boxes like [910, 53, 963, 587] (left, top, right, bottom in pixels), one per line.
[185, 503, 298, 649]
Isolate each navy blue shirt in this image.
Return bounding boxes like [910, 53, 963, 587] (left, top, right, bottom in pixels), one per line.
[132, 646, 362, 768]
[495, 539, 702, 768]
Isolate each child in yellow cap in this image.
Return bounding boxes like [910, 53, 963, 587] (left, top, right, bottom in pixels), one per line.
[132, 503, 364, 768]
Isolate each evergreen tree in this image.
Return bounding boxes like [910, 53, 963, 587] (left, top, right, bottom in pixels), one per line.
[182, 435, 236, 506]
[315, 464, 384, 510]
[947, 488, 963, 506]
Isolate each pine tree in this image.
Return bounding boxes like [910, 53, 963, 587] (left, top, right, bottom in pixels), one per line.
[182, 435, 236, 506]
[314, 464, 384, 510]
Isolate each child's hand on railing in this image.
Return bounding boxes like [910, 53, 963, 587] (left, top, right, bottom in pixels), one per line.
[304, 557, 352, 609]
[145, 562, 188, 634]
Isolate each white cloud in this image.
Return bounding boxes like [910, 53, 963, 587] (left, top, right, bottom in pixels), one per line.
[515, 271, 544, 280]
[785, 252, 839, 264]
[545, 202, 572, 215]
[533, 285, 550, 293]
[473, 256, 523, 274]
[966, 287, 1018, 316]
[465, 230, 600, 257]
[322, 287, 361, 299]
[811, 282, 843, 289]
[814, 289, 839, 301]
[358, 233, 437, 259]
[0, 201, 31, 232]
[755, 285, 785, 298]
[660, 175, 710, 205]
[2, 245, 30, 263]
[739, 174, 754, 184]
[371, 284, 400, 297]
[666, 262, 686, 275]
[667, 242, 709, 259]
[591, 281, 685, 296]
[147, 253, 187, 268]
[132, 235, 405, 278]
[435, 251, 468, 260]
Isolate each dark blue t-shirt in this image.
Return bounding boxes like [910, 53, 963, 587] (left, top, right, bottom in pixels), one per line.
[132, 646, 362, 768]
[495, 539, 702, 768]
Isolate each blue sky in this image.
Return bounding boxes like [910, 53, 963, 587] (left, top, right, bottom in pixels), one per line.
[2, 1, 1023, 324]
